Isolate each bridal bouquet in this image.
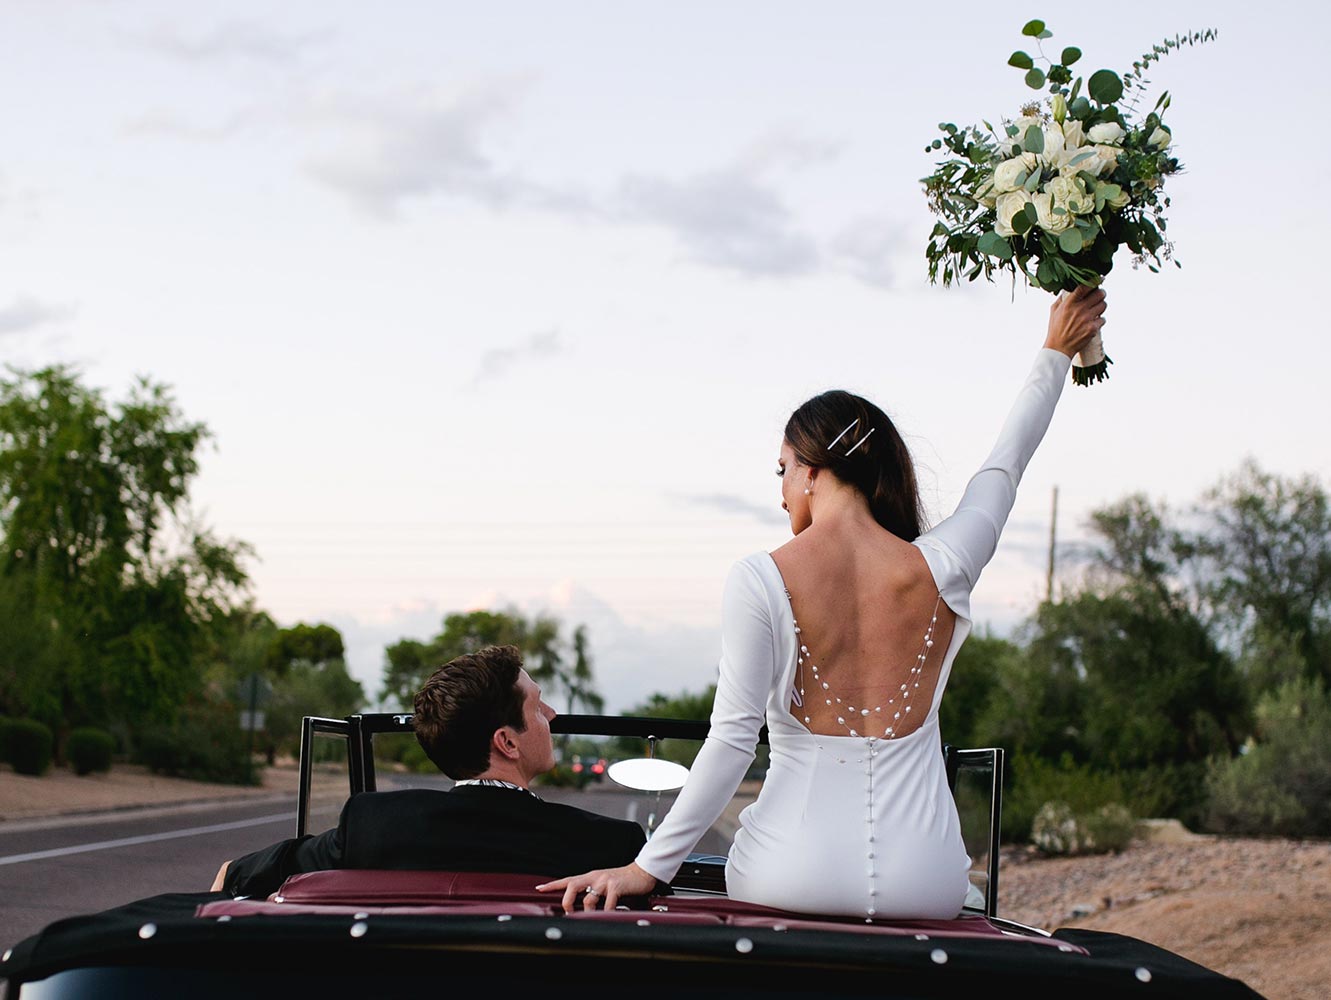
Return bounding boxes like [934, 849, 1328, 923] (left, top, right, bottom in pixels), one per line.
[922, 20, 1216, 385]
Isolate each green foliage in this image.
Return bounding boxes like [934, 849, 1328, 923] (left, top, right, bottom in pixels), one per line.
[1003, 752, 1128, 844]
[380, 608, 601, 718]
[66, 726, 115, 775]
[265, 623, 345, 677]
[1030, 800, 1135, 856]
[6, 718, 54, 776]
[1194, 459, 1331, 686]
[0, 365, 253, 742]
[136, 697, 258, 785]
[617, 686, 717, 768]
[0, 715, 9, 763]
[1025, 588, 1249, 771]
[263, 656, 366, 763]
[939, 630, 1021, 750]
[1204, 678, 1331, 837]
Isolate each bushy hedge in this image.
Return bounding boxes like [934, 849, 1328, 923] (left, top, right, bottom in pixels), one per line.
[1003, 752, 1129, 844]
[136, 699, 259, 786]
[1204, 678, 1331, 837]
[6, 718, 54, 776]
[67, 726, 116, 775]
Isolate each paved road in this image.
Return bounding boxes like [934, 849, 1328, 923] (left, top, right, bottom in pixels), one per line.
[0, 778, 715, 951]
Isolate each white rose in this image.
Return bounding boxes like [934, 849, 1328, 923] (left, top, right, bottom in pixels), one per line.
[1103, 185, 1131, 210]
[994, 190, 1033, 237]
[991, 155, 1035, 194]
[1062, 119, 1085, 149]
[1148, 125, 1172, 149]
[1031, 191, 1074, 234]
[1046, 175, 1091, 215]
[1008, 115, 1042, 154]
[1087, 122, 1125, 145]
[1092, 143, 1120, 175]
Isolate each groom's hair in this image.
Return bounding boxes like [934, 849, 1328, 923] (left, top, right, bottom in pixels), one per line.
[785, 389, 925, 541]
[413, 644, 526, 779]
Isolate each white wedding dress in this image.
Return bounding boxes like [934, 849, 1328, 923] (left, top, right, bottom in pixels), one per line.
[633, 348, 1073, 919]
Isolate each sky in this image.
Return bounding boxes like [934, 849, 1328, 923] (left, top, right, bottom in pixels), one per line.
[3, 1, 1328, 715]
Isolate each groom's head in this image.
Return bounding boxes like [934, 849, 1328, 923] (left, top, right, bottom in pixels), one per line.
[413, 645, 557, 783]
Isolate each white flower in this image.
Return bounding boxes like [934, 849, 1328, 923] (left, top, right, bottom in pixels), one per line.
[974, 175, 997, 208]
[1046, 175, 1091, 215]
[1148, 125, 1172, 149]
[1103, 184, 1131, 210]
[1091, 143, 1120, 175]
[994, 190, 1033, 237]
[1087, 122, 1126, 145]
[992, 154, 1036, 194]
[1061, 119, 1085, 149]
[1032, 191, 1074, 234]
[1007, 114, 1042, 154]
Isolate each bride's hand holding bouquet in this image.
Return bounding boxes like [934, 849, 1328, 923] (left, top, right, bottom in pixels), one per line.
[922, 19, 1216, 385]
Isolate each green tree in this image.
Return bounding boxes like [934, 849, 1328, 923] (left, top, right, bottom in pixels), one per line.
[1194, 459, 1331, 685]
[0, 365, 252, 748]
[379, 608, 599, 714]
[260, 622, 365, 763]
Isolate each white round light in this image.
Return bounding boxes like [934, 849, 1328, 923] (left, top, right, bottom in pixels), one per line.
[607, 757, 689, 791]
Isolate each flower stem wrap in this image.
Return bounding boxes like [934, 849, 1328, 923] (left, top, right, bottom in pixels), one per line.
[1071, 330, 1112, 386]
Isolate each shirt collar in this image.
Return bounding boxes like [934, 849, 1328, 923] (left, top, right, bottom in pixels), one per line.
[452, 778, 541, 799]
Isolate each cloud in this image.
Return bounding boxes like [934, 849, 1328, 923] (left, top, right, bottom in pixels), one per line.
[0, 295, 73, 336]
[679, 492, 788, 527]
[304, 80, 593, 219]
[122, 108, 254, 141]
[143, 19, 329, 64]
[828, 214, 912, 289]
[617, 166, 819, 278]
[470, 330, 565, 386]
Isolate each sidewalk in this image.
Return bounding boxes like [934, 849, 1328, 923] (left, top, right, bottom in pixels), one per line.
[0, 761, 318, 824]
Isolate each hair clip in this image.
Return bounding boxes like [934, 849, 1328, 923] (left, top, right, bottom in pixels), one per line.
[827, 418, 875, 456]
[827, 419, 859, 451]
[844, 427, 875, 455]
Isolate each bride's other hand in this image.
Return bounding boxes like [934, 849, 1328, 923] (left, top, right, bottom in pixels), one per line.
[1044, 285, 1107, 359]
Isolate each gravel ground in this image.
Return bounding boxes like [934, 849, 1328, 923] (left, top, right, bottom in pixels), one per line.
[996, 833, 1331, 1000]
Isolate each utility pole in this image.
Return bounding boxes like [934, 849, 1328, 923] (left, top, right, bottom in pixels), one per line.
[1046, 485, 1058, 603]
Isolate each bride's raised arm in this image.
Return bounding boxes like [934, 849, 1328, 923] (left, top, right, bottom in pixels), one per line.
[919, 287, 1106, 593]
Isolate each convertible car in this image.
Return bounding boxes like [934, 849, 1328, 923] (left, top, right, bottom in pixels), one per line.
[0, 713, 1265, 999]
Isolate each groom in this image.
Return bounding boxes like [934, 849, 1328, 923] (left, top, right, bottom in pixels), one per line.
[212, 644, 648, 899]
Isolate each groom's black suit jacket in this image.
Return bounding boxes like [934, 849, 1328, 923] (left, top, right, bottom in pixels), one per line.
[223, 784, 648, 899]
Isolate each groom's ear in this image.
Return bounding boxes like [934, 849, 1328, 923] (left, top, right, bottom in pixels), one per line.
[492, 726, 520, 761]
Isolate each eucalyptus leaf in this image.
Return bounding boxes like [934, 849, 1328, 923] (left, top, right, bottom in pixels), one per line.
[1022, 126, 1045, 153]
[1023, 203, 1040, 226]
[1021, 19, 1046, 36]
[1008, 50, 1034, 69]
[1012, 208, 1034, 234]
[1088, 69, 1124, 104]
[1069, 95, 1090, 118]
[1025, 67, 1046, 89]
[1023, 169, 1041, 193]
[1058, 228, 1084, 254]
[1061, 46, 1082, 66]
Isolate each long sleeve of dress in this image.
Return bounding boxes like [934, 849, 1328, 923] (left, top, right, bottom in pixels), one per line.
[632, 557, 773, 884]
[917, 348, 1071, 604]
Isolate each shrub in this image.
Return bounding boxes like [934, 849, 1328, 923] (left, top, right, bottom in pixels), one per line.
[136, 698, 259, 786]
[1002, 752, 1127, 843]
[7, 718, 54, 776]
[0, 715, 11, 763]
[1204, 678, 1331, 836]
[1030, 801, 1136, 856]
[67, 726, 116, 775]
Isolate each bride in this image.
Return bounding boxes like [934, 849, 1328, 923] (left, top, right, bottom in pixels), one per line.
[538, 286, 1108, 918]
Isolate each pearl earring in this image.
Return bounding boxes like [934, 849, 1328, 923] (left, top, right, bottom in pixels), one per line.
[804, 487, 812, 495]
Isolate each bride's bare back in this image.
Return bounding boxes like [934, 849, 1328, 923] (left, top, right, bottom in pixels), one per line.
[772, 524, 956, 740]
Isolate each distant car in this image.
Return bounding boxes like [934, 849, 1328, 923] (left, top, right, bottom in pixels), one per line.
[570, 754, 608, 783]
[0, 713, 1264, 999]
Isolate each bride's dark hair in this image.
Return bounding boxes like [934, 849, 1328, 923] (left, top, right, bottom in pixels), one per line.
[784, 390, 925, 541]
